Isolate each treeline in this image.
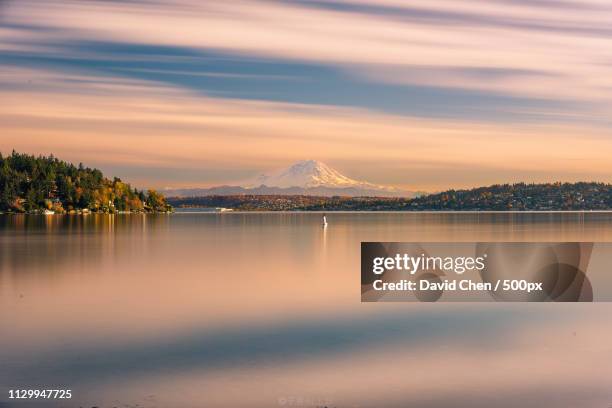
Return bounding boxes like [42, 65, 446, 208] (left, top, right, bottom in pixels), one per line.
[0, 151, 171, 213]
[407, 182, 612, 211]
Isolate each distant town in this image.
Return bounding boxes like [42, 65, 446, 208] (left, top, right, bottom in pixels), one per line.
[168, 182, 612, 211]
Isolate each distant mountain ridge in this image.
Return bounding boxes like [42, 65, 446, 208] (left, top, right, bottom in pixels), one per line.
[164, 184, 412, 197]
[247, 160, 386, 189]
[164, 160, 415, 197]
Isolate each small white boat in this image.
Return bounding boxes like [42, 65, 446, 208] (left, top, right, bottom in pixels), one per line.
[322, 215, 328, 227]
[43, 209, 55, 215]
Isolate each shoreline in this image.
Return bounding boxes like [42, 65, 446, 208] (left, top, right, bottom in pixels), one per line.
[0, 211, 173, 215]
[175, 210, 612, 214]
[3, 210, 609, 214]
[4, 209, 612, 215]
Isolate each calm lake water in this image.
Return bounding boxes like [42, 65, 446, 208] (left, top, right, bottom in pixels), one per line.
[1, 212, 612, 407]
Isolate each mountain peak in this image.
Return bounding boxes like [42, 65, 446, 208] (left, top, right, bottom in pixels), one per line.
[247, 160, 390, 190]
[164, 160, 414, 197]
[291, 159, 324, 167]
[294, 159, 320, 165]
[283, 160, 329, 175]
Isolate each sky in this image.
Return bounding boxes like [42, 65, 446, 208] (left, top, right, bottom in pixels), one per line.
[2, 0, 612, 191]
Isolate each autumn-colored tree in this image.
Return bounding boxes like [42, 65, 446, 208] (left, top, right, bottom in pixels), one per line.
[0, 151, 171, 213]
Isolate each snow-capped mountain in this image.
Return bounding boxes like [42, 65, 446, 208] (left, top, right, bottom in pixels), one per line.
[246, 160, 392, 190]
[164, 160, 414, 197]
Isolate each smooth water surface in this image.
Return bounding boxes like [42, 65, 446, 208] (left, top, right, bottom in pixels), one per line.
[1, 212, 612, 407]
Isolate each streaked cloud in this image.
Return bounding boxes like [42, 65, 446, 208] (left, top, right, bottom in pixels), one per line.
[4, 0, 612, 108]
[2, 0, 612, 189]
[2, 40, 572, 121]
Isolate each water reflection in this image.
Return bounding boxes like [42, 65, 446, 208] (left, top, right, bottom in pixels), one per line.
[1, 213, 612, 407]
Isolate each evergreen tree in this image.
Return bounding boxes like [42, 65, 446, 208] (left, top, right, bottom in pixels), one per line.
[0, 151, 171, 213]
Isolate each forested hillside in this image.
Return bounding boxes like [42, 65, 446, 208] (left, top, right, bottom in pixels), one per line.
[0, 151, 171, 213]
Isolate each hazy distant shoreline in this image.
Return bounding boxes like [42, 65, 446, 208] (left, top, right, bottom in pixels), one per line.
[172, 209, 612, 214]
[167, 182, 612, 212]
